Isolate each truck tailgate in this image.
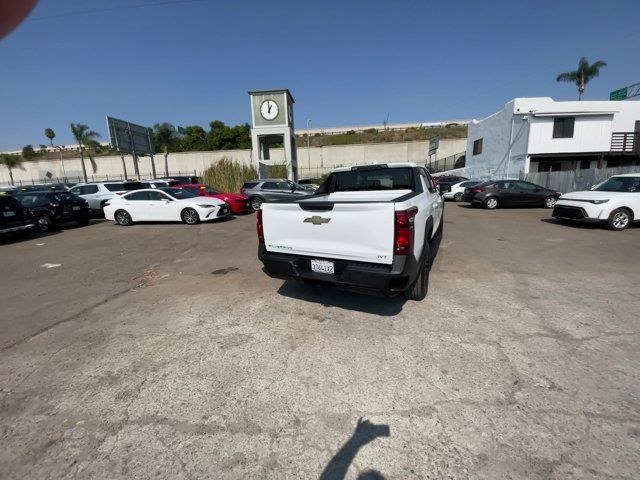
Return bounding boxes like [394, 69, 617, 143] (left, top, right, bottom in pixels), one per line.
[262, 202, 395, 265]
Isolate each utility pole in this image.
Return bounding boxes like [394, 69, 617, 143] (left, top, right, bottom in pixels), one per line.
[306, 118, 311, 176]
[54, 145, 66, 181]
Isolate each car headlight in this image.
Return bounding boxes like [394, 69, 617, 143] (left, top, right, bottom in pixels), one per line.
[196, 204, 216, 208]
[589, 199, 609, 204]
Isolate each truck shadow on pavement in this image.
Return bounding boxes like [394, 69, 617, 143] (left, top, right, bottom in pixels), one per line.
[319, 418, 390, 480]
[277, 281, 407, 316]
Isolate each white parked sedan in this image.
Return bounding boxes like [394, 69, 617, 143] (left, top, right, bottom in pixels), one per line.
[553, 173, 640, 230]
[103, 188, 230, 226]
[442, 180, 480, 201]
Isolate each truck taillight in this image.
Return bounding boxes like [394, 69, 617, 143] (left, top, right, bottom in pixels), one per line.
[256, 209, 264, 243]
[394, 207, 418, 255]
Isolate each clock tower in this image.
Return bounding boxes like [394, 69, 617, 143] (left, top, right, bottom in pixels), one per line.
[249, 89, 298, 181]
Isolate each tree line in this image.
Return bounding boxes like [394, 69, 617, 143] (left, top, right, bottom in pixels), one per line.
[1, 121, 252, 185]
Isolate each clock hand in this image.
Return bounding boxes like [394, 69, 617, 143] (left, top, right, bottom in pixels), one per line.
[267, 103, 272, 113]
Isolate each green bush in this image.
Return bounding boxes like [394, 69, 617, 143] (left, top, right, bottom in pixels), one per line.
[201, 157, 258, 193]
[266, 163, 289, 179]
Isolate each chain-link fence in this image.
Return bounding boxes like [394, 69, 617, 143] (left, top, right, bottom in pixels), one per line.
[426, 152, 466, 174]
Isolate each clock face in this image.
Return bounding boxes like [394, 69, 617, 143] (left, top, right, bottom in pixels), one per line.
[260, 99, 279, 120]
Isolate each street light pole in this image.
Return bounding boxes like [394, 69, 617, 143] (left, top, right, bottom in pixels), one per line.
[306, 118, 311, 177]
[54, 145, 66, 181]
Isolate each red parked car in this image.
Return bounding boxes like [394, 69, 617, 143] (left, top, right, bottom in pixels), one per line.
[177, 184, 250, 214]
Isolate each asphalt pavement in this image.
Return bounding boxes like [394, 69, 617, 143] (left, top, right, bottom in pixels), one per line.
[1, 206, 639, 479]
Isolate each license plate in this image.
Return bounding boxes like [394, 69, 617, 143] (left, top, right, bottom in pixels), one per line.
[310, 259, 335, 274]
[72, 206, 80, 211]
[3, 211, 15, 217]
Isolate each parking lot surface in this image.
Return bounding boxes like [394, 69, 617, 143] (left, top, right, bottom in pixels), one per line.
[1, 206, 639, 479]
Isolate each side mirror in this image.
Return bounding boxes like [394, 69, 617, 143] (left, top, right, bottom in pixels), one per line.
[162, 198, 171, 203]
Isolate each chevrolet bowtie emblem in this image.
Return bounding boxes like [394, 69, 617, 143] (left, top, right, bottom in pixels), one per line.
[304, 216, 331, 225]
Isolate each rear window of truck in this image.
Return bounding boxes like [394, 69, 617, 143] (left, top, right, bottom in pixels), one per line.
[325, 167, 414, 192]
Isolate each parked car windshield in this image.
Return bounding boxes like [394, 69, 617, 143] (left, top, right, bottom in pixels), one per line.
[161, 188, 197, 199]
[326, 167, 414, 192]
[593, 176, 640, 193]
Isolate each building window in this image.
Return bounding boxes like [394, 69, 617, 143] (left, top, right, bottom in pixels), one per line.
[553, 117, 575, 138]
[472, 138, 483, 155]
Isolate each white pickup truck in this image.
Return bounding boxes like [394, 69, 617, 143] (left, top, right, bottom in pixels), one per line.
[257, 163, 444, 300]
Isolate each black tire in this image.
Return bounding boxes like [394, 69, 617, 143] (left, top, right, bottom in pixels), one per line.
[76, 216, 90, 226]
[115, 209, 132, 226]
[483, 197, 499, 209]
[607, 208, 632, 231]
[250, 196, 263, 211]
[543, 196, 558, 209]
[36, 214, 53, 232]
[453, 192, 463, 202]
[405, 241, 431, 301]
[181, 207, 200, 225]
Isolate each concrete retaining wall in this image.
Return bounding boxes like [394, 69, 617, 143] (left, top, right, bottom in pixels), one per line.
[1, 138, 467, 184]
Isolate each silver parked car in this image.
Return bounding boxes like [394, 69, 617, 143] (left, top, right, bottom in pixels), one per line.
[69, 181, 145, 215]
[240, 179, 311, 211]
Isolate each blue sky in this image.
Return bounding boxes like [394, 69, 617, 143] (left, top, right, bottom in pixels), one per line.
[1, 0, 639, 150]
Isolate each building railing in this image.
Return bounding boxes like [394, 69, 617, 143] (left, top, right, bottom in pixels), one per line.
[611, 132, 639, 154]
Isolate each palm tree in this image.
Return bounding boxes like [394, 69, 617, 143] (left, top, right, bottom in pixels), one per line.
[70, 123, 101, 182]
[153, 123, 176, 177]
[0, 154, 24, 186]
[44, 128, 56, 146]
[556, 57, 607, 100]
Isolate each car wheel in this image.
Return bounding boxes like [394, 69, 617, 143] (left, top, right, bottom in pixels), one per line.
[607, 208, 632, 231]
[405, 243, 431, 301]
[181, 207, 200, 225]
[36, 214, 53, 232]
[544, 196, 558, 209]
[453, 192, 463, 202]
[483, 197, 499, 209]
[250, 196, 263, 211]
[115, 209, 132, 226]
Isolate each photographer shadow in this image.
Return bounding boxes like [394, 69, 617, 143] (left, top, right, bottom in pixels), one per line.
[319, 418, 390, 480]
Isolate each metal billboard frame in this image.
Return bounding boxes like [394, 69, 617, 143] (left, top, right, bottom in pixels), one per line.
[106, 116, 156, 178]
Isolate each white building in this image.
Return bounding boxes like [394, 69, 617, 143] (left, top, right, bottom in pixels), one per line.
[465, 97, 640, 179]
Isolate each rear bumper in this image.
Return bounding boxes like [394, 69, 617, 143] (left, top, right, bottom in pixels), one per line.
[461, 193, 483, 204]
[258, 244, 420, 296]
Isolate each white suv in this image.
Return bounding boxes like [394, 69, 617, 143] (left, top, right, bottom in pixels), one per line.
[553, 173, 640, 230]
[69, 181, 144, 214]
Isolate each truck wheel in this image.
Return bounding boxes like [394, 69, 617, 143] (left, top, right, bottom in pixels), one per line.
[607, 208, 632, 231]
[405, 263, 429, 301]
[405, 243, 431, 301]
